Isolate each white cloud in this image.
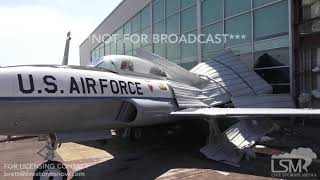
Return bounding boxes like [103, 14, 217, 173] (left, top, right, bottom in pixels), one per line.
[0, 5, 95, 66]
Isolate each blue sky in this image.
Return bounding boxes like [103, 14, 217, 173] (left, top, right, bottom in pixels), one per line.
[0, 0, 122, 66]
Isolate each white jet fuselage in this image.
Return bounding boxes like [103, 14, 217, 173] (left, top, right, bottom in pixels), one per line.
[0, 66, 177, 135]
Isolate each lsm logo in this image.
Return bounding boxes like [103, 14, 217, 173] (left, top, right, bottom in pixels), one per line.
[271, 147, 318, 178]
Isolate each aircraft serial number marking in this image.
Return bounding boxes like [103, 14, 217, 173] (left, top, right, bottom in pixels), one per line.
[17, 74, 144, 95]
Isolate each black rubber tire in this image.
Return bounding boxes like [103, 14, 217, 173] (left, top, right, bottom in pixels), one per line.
[33, 161, 67, 180]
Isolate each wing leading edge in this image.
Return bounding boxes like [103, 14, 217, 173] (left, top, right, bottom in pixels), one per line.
[170, 107, 320, 118]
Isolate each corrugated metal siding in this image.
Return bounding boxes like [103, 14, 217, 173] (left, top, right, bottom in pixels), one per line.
[136, 49, 232, 108]
[224, 119, 274, 149]
[190, 50, 273, 98]
[80, 0, 152, 65]
[200, 119, 275, 165]
[168, 80, 231, 108]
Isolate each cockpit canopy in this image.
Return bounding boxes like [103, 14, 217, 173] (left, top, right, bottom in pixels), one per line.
[88, 55, 169, 78]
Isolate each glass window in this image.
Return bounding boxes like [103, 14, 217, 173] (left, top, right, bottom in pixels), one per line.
[254, 1, 289, 41]
[182, 61, 198, 70]
[132, 14, 141, 33]
[254, 0, 278, 8]
[255, 67, 290, 84]
[181, 5, 197, 32]
[154, 43, 166, 58]
[95, 47, 99, 59]
[166, 0, 179, 16]
[202, 0, 223, 25]
[254, 36, 289, 52]
[202, 50, 224, 61]
[132, 34, 141, 50]
[225, 13, 252, 46]
[104, 44, 110, 55]
[181, 30, 197, 63]
[91, 51, 95, 62]
[225, 0, 251, 17]
[167, 42, 181, 64]
[141, 5, 151, 29]
[239, 53, 253, 68]
[153, 20, 165, 34]
[166, 13, 179, 34]
[99, 43, 104, 57]
[124, 21, 132, 35]
[115, 27, 123, 40]
[124, 39, 132, 53]
[228, 44, 253, 68]
[125, 51, 133, 56]
[141, 27, 151, 47]
[117, 39, 124, 55]
[142, 44, 153, 53]
[272, 85, 290, 94]
[254, 47, 289, 68]
[153, 0, 165, 22]
[202, 22, 223, 53]
[110, 43, 116, 55]
[182, 42, 198, 63]
[181, 0, 196, 9]
[230, 43, 252, 54]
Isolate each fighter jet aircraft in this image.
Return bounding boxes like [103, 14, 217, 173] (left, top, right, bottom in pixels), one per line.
[1, 33, 320, 179]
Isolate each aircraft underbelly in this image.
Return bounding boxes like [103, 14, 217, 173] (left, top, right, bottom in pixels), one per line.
[0, 99, 125, 134]
[0, 98, 177, 135]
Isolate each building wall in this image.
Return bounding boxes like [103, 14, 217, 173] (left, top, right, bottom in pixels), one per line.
[80, 0, 152, 65]
[80, 0, 292, 94]
[294, 0, 320, 106]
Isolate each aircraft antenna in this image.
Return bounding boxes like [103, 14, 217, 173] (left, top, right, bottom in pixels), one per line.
[62, 31, 71, 65]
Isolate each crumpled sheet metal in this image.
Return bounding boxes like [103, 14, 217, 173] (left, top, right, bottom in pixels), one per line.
[200, 119, 275, 166]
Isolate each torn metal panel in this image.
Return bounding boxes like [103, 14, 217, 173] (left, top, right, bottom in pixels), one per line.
[190, 50, 272, 97]
[225, 120, 275, 149]
[191, 61, 256, 97]
[200, 119, 275, 165]
[209, 51, 273, 95]
[232, 94, 296, 108]
[200, 135, 244, 166]
[168, 80, 231, 108]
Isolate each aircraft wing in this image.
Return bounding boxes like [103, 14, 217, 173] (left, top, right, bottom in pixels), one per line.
[170, 107, 320, 118]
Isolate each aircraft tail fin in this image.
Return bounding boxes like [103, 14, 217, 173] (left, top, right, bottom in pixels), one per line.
[62, 31, 71, 65]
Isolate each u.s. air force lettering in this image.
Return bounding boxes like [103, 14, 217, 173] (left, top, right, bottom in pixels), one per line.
[17, 74, 144, 95]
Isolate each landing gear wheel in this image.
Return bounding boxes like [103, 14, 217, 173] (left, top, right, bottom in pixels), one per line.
[33, 161, 67, 180]
[130, 128, 143, 141]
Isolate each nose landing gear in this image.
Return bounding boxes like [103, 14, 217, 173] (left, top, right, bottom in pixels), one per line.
[34, 134, 67, 180]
